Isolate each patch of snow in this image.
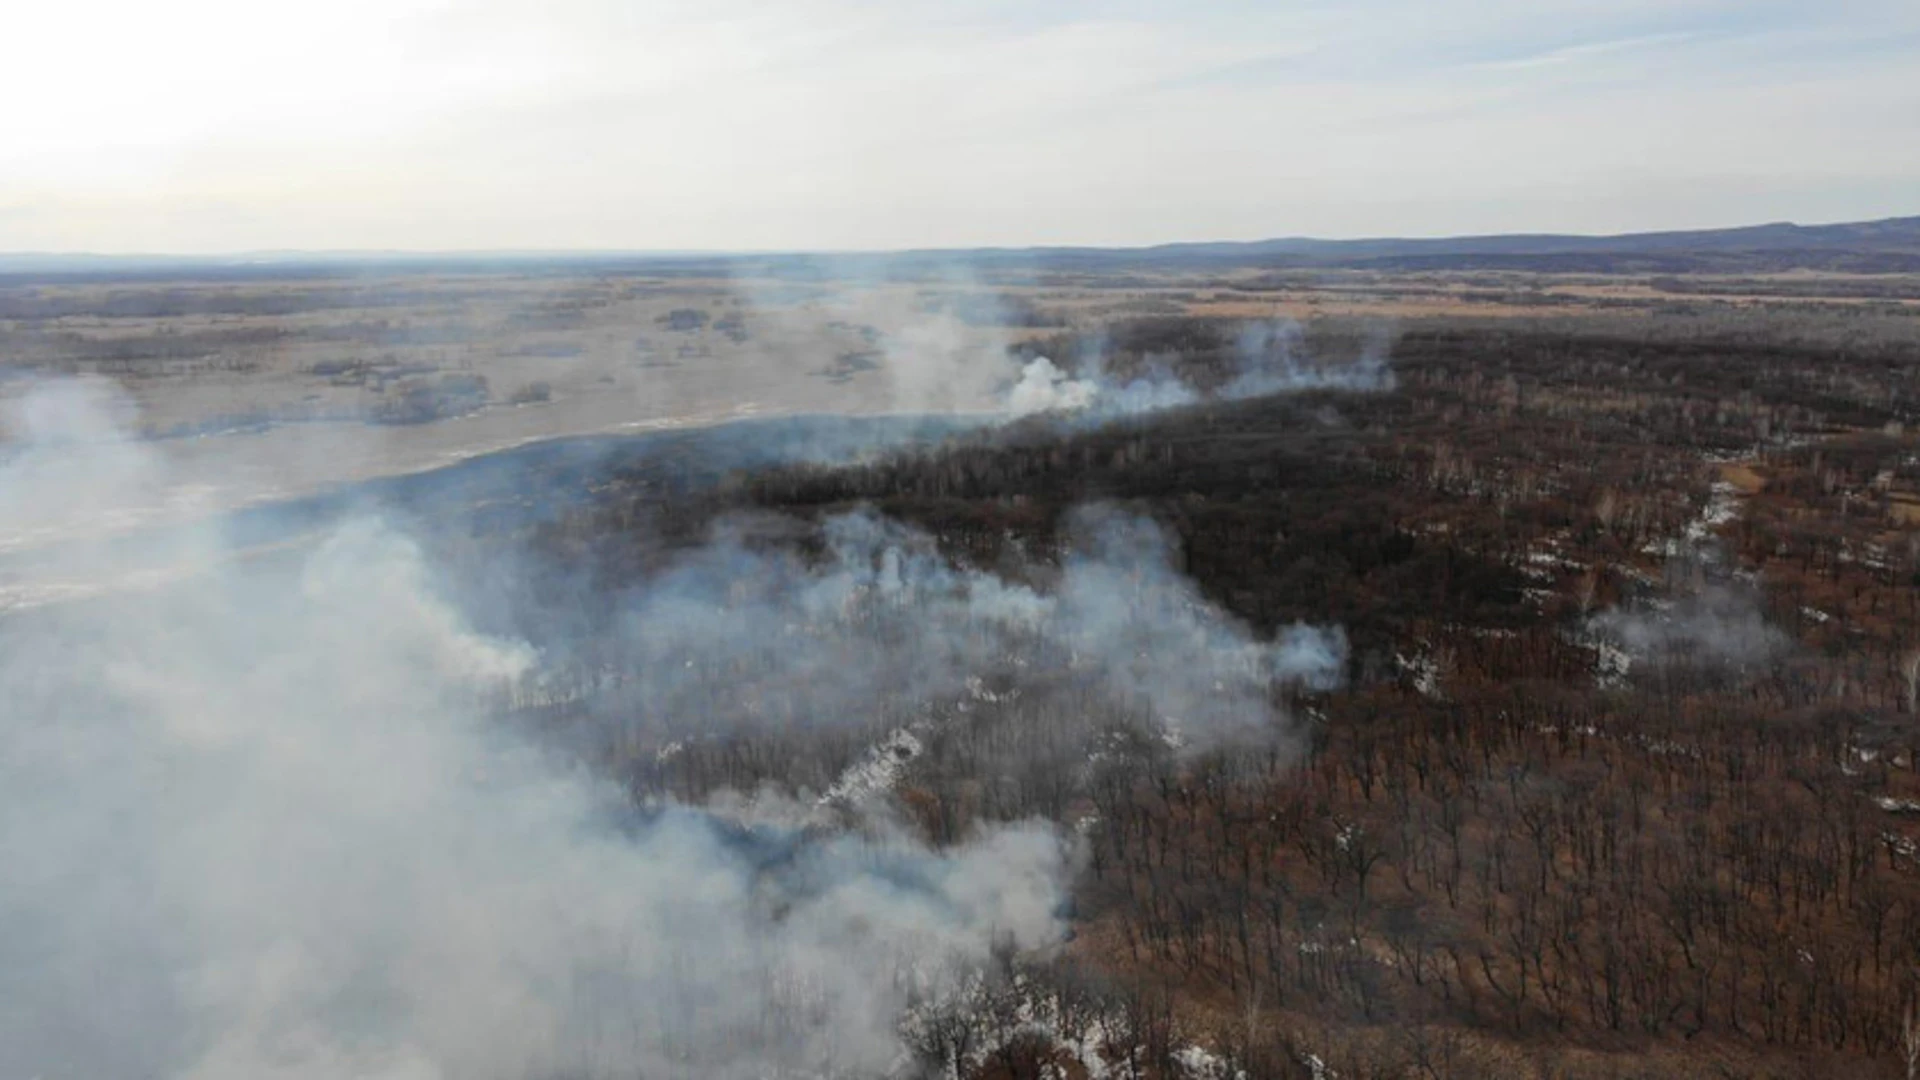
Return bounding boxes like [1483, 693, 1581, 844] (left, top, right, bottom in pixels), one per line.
[1394, 650, 1445, 699]
[1172, 1044, 1246, 1079]
[819, 727, 924, 809]
[1592, 638, 1633, 688]
[1684, 482, 1741, 543]
[1525, 549, 1587, 572]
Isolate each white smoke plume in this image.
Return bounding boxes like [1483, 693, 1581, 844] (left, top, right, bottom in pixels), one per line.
[0, 379, 1075, 1080]
[0, 376, 170, 554]
[1588, 583, 1789, 672]
[1005, 318, 1395, 420]
[568, 504, 1346, 758]
[1006, 355, 1100, 416]
[722, 265, 1026, 419]
[1003, 353, 1195, 421]
[1226, 318, 1395, 398]
[1056, 507, 1347, 743]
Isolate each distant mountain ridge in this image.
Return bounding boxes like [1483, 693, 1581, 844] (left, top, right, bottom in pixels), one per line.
[4, 215, 1918, 279]
[1138, 216, 1920, 259]
[918, 215, 1920, 273]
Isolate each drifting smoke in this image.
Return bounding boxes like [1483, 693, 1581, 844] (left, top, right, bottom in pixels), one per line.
[0, 380, 1073, 1080]
[1006, 318, 1395, 420]
[0, 377, 1346, 1079]
[0, 377, 169, 554]
[1058, 507, 1347, 742]
[1225, 319, 1395, 399]
[725, 269, 1023, 418]
[562, 504, 1346, 758]
[1589, 583, 1789, 672]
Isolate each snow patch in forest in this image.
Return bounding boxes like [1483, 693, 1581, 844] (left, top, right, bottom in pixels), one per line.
[902, 973, 1258, 1080]
[1642, 480, 1744, 558]
[1584, 635, 1634, 688]
[1686, 481, 1741, 542]
[820, 726, 926, 810]
[1172, 1044, 1248, 1079]
[1395, 650, 1446, 698]
[1525, 549, 1587, 572]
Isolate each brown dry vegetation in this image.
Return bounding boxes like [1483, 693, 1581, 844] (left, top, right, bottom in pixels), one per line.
[4, 265, 1915, 443]
[11, 263, 1920, 1077]
[496, 306, 1920, 1078]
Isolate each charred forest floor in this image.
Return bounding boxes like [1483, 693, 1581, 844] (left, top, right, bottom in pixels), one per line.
[455, 311, 1920, 1078]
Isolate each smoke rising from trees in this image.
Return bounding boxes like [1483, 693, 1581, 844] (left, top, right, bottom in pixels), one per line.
[559, 503, 1346, 759]
[0, 380, 1074, 1080]
[1005, 318, 1395, 419]
[0, 377, 1344, 1078]
[1589, 583, 1790, 672]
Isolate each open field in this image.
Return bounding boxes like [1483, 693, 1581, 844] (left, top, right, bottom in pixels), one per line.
[5, 259, 1917, 453]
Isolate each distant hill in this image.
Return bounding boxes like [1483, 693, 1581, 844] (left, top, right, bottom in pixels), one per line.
[922, 215, 1920, 274]
[4, 215, 1919, 280]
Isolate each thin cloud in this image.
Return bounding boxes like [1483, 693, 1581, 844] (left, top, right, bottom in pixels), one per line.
[0, 0, 1915, 250]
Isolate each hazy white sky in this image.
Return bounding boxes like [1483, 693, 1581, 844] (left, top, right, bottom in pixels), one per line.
[2, 0, 1916, 252]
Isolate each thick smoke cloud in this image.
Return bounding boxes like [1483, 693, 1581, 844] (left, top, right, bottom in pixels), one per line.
[1006, 318, 1395, 420]
[1006, 356, 1101, 416]
[0, 375, 1348, 1079]
[0, 380, 1074, 1080]
[1005, 354, 1196, 420]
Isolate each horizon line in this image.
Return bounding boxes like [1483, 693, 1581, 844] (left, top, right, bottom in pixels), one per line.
[4, 212, 1916, 263]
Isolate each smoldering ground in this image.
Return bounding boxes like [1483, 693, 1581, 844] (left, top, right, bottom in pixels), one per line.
[0, 377, 1346, 1079]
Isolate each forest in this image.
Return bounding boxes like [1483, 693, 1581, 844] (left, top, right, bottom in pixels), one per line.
[9, 291, 1920, 1079]
[424, 307, 1920, 1078]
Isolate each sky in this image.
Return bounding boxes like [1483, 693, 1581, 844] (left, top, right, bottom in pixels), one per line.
[2, 0, 1917, 253]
